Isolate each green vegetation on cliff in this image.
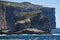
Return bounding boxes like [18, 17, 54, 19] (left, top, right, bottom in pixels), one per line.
[16, 11, 41, 18]
[0, 1, 43, 8]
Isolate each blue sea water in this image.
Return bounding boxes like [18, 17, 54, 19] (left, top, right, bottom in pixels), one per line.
[51, 28, 60, 34]
[0, 34, 60, 40]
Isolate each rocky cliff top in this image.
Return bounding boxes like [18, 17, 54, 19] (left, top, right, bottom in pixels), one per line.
[0, 1, 48, 9]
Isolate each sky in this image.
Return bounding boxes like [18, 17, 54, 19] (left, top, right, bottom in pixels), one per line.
[1, 0, 60, 28]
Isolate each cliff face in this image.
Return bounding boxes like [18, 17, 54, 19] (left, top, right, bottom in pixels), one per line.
[31, 13, 50, 32]
[0, 1, 56, 33]
[0, 4, 7, 30]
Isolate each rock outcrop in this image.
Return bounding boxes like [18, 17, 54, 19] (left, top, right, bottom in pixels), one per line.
[14, 17, 31, 32]
[31, 12, 51, 33]
[0, 1, 56, 33]
[17, 28, 47, 34]
[0, 4, 7, 30]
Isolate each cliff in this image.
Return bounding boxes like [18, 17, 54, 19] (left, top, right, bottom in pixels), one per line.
[0, 1, 56, 33]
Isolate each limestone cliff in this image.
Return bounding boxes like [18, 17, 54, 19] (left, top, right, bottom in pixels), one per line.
[0, 1, 56, 33]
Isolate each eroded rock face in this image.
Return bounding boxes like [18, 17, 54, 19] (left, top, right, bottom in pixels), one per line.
[14, 18, 31, 32]
[5, 6, 15, 31]
[0, 2, 55, 33]
[0, 4, 7, 30]
[31, 13, 51, 33]
[17, 28, 47, 34]
[13, 12, 51, 33]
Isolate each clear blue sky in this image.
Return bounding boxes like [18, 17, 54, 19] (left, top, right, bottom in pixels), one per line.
[3, 0, 60, 28]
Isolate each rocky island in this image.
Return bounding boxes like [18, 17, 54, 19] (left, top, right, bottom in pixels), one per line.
[0, 1, 56, 34]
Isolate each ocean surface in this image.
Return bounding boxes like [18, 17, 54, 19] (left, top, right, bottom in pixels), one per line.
[51, 28, 60, 34]
[0, 34, 60, 40]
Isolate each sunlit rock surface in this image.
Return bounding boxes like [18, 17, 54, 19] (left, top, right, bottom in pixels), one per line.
[16, 28, 47, 34]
